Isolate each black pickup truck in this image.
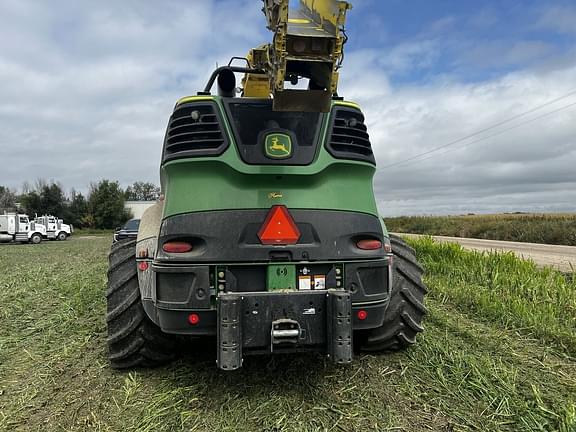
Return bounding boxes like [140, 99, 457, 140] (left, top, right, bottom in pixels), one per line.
[113, 219, 140, 243]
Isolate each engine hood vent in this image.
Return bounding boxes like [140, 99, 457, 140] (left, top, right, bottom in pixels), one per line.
[326, 107, 375, 164]
[163, 102, 228, 162]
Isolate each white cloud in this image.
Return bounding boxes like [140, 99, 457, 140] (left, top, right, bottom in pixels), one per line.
[458, 40, 557, 68]
[537, 5, 576, 34]
[342, 61, 576, 215]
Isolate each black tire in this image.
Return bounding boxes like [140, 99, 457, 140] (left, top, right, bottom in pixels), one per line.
[106, 239, 177, 368]
[30, 233, 42, 244]
[57, 231, 67, 241]
[358, 234, 427, 351]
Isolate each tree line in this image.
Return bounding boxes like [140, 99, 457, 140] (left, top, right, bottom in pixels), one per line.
[0, 180, 160, 229]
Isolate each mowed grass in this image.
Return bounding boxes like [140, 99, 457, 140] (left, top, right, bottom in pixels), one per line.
[385, 213, 576, 246]
[0, 237, 574, 431]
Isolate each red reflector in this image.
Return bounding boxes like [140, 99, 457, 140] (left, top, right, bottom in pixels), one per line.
[163, 241, 193, 253]
[188, 313, 200, 325]
[258, 205, 301, 245]
[356, 239, 382, 250]
[357, 310, 368, 321]
[138, 261, 149, 271]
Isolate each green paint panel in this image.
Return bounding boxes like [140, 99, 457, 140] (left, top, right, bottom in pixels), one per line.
[267, 264, 297, 291]
[160, 96, 380, 218]
[162, 160, 378, 216]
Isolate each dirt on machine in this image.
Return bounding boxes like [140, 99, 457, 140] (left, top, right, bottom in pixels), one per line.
[106, 0, 428, 370]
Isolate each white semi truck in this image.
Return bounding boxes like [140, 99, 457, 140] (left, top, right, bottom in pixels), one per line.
[34, 215, 73, 240]
[0, 213, 47, 244]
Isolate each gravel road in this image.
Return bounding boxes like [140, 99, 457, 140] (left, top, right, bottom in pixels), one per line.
[397, 233, 576, 272]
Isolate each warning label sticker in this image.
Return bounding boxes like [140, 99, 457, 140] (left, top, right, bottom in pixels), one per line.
[313, 275, 326, 290]
[298, 275, 311, 290]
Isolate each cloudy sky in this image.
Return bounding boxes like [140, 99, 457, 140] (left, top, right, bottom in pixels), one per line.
[0, 0, 575, 216]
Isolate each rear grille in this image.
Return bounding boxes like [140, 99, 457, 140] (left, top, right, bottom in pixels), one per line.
[163, 102, 228, 162]
[326, 107, 375, 164]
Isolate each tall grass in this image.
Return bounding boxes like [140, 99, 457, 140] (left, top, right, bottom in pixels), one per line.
[408, 236, 576, 356]
[386, 213, 576, 246]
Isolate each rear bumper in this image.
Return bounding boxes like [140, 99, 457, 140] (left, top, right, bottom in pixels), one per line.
[139, 256, 392, 341]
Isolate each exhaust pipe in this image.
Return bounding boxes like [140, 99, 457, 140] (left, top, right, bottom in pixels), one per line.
[217, 68, 237, 98]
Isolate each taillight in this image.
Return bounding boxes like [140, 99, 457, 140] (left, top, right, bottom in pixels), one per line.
[258, 205, 301, 245]
[356, 239, 382, 250]
[138, 261, 149, 271]
[163, 241, 193, 253]
[357, 310, 368, 320]
[188, 313, 200, 325]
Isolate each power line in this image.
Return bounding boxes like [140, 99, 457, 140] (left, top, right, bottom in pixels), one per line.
[394, 100, 576, 167]
[381, 88, 576, 169]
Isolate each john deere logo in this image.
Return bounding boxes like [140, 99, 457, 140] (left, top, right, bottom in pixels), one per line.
[265, 133, 292, 159]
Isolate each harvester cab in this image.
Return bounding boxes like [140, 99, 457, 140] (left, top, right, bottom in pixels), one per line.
[106, 0, 427, 370]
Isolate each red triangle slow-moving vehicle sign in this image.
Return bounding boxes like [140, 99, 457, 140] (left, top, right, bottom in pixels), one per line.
[257, 205, 301, 245]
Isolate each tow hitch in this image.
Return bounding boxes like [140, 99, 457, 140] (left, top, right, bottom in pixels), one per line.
[271, 319, 302, 349]
[217, 290, 352, 370]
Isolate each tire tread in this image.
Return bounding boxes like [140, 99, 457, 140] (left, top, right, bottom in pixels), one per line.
[106, 239, 176, 369]
[358, 235, 427, 352]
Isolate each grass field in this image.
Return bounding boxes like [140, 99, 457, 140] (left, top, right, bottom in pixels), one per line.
[73, 228, 114, 236]
[385, 213, 576, 246]
[0, 237, 575, 431]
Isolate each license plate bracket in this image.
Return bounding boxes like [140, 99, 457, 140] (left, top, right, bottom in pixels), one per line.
[267, 264, 296, 291]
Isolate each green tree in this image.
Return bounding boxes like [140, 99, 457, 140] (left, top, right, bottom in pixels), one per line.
[0, 186, 17, 211]
[20, 180, 66, 216]
[88, 180, 130, 229]
[40, 183, 66, 216]
[125, 181, 160, 201]
[20, 190, 42, 215]
[66, 190, 88, 228]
